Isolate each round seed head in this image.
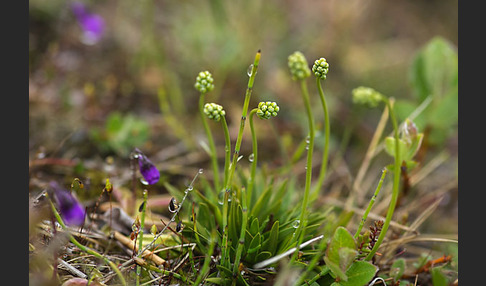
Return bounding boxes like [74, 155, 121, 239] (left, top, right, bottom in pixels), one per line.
[203, 103, 225, 122]
[257, 101, 280, 119]
[312, 58, 330, 80]
[288, 51, 311, 81]
[194, 71, 215, 94]
[352, 86, 384, 108]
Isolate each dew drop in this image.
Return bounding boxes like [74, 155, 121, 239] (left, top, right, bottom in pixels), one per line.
[218, 190, 225, 205]
[186, 185, 194, 192]
[292, 220, 300, 229]
[140, 178, 149, 185]
[248, 153, 254, 162]
[237, 155, 244, 162]
[198, 169, 204, 174]
[247, 64, 254, 77]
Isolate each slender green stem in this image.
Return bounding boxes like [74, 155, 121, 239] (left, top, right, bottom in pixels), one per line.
[221, 116, 231, 188]
[248, 109, 259, 206]
[292, 79, 315, 256]
[365, 98, 400, 261]
[47, 196, 127, 285]
[313, 78, 330, 193]
[136, 190, 148, 286]
[232, 187, 248, 279]
[199, 92, 221, 193]
[301, 266, 330, 286]
[221, 50, 261, 268]
[354, 168, 388, 239]
[295, 236, 328, 285]
[225, 50, 261, 191]
[194, 229, 217, 285]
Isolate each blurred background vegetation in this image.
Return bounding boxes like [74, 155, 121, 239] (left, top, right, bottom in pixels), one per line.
[29, 0, 457, 235]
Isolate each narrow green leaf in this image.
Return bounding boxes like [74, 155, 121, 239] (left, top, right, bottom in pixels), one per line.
[262, 221, 279, 255]
[247, 233, 261, 254]
[249, 217, 260, 236]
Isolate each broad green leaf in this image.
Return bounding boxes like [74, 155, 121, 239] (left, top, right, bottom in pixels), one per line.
[390, 258, 406, 282]
[324, 256, 348, 282]
[339, 261, 378, 286]
[431, 267, 448, 286]
[338, 247, 358, 272]
[384, 137, 407, 161]
[326, 227, 356, 266]
[409, 36, 458, 102]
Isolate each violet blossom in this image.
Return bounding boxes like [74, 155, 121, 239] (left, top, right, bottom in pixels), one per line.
[132, 148, 160, 185]
[51, 182, 86, 226]
[71, 1, 105, 45]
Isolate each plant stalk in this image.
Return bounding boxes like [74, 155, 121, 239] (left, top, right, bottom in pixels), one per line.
[221, 50, 261, 268]
[313, 77, 330, 193]
[354, 168, 388, 239]
[365, 98, 400, 261]
[199, 92, 221, 193]
[292, 79, 315, 255]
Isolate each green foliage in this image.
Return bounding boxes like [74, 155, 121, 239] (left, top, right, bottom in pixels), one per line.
[396, 36, 458, 146]
[90, 111, 150, 156]
[324, 227, 377, 285]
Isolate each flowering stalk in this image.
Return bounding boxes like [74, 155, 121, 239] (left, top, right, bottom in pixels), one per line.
[248, 102, 280, 206]
[248, 109, 259, 206]
[312, 58, 331, 193]
[136, 189, 148, 286]
[221, 49, 261, 269]
[288, 51, 315, 250]
[221, 116, 231, 188]
[196, 71, 221, 193]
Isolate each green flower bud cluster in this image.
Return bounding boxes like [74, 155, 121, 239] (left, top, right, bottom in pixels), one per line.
[352, 86, 384, 108]
[194, 71, 215, 94]
[203, 103, 225, 122]
[256, 101, 279, 119]
[312, 58, 330, 80]
[288, 51, 311, 81]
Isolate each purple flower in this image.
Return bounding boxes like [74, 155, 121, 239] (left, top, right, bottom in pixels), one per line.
[133, 148, 160, 185]
[71, 2, 105, 45]
[51, 182, 86, 226]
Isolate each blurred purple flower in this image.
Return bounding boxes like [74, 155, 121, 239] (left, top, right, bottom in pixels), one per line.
[71, 1, 105, 45]
[133, 148, 160, 185]
[51, 182, 86, 226]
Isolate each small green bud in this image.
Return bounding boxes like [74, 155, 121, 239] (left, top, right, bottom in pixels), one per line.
[288, 51, 311, 81]
[312, 58, 330, 80]
[194, 71, 215, 94]
[257, 101, 280, 119]
[352, 86, 384, 108]
[203, 103, 225, 122]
